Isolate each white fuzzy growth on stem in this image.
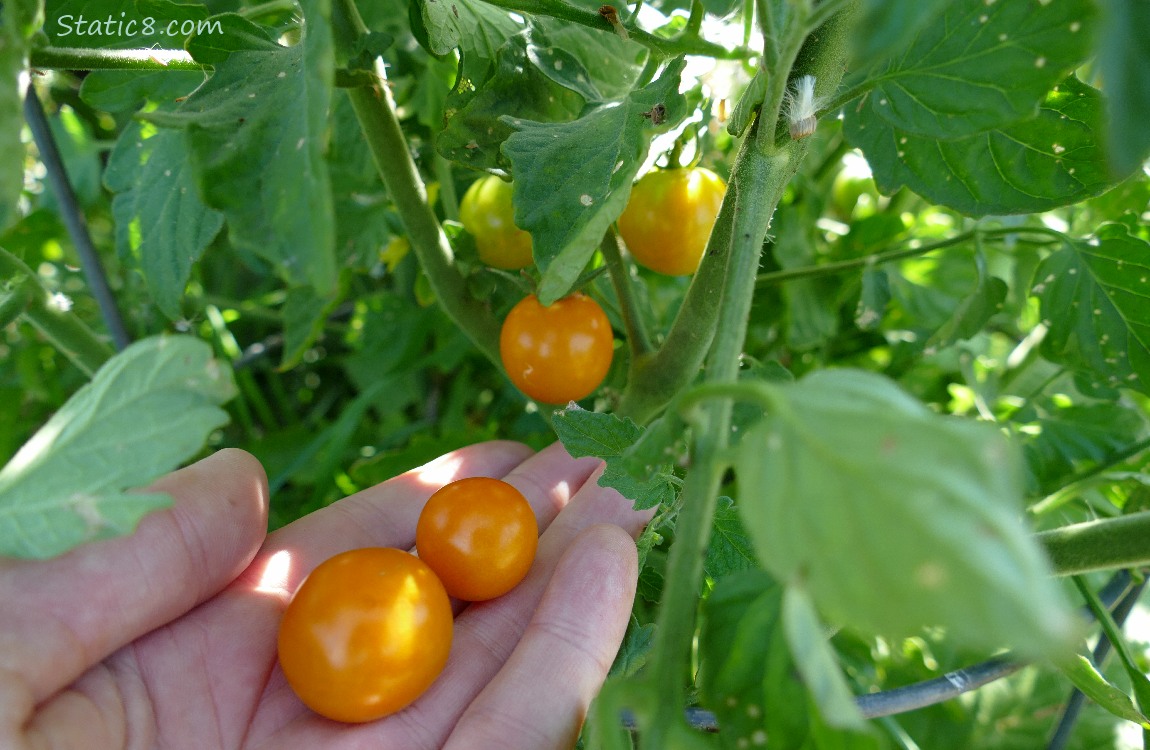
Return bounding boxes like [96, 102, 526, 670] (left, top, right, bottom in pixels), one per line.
[785, 74, 821, 140]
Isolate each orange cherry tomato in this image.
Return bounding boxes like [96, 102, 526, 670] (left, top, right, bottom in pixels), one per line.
[616, 166, 727, 276]
[416, 476, 538, 601]
[459, 175, 534, 270]
[499, 292, 614, 404]
[277, 547, 453, 723]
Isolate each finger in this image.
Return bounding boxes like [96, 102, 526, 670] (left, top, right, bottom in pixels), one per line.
[444, 524, 638, 750]
[0, 448, 269, 703]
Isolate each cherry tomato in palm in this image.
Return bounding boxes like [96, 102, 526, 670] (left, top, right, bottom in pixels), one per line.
[459, 175, 533, 270]
[617, 167, 727, 276]
[277, 547, 453, 723]
[499, 293, 614, 404]
[416, 477, 538, 601]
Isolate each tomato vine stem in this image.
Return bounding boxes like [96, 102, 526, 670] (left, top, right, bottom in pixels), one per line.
[331, 0, 505, 371]
[0, 247, 114, 377]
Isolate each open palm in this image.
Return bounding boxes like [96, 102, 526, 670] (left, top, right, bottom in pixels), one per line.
[1, 441, 648, 749]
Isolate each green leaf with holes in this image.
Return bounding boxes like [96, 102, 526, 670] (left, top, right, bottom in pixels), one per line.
[144, 0, 336, 294]
[501, 58, 687, 303]
[0, 336, 236, 559]
[437, 29, 587, 172]
[855, 0, 1096, 139]
[1033, 223, 1150, 394]
[846, 76, 1121, 217]
[105, 121, 224, 320]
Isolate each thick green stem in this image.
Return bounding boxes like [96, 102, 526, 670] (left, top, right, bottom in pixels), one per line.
[0, 247, 113, 377]
[639, 142, 796, 747]
[30, 46, 203, 71]
[1039, 512, 1150, 576]
[330, 0, 503, 367]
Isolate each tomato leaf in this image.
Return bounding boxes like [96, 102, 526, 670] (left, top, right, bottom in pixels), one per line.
[437, 29, 587, 172]
[1021, 401, 1147, 496]
[1096, 0, 1150, 175]
[104, 121, 224, 320]
[847, 77, 1122, 218]
[923, 255, 1007, 353]
[1056, 654, 1150, 728]
[0, 336, 236, 559]
[1033, 223, 1150, 394]
[414, 0, 519, 85]
[852, 0, 1096, 139]
[280, 284, 341, 370]
[735, 369, 1077, 659]
[705, 497, 758, 580]
[79, 70, 205, 113]
[700, 570, 814, 746]
[849, 0, 947, 70]
[501, 58, 687, 304]
[609, 618, 655, 679]
[783, 582, 867, 731]
[552, 407, 676, 510]
[144, 0, 337, 294]
[185, 13, 282, 64]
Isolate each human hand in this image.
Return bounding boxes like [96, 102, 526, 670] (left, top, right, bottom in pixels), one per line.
[0, 440, 651, 749]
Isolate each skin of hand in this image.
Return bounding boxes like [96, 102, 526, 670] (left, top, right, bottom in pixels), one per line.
[0, 440, 653, 749]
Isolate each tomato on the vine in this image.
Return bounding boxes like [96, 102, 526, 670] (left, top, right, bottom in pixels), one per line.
[499, 293, 614, 404]
[459, 175, 533, 270]
[277, 547, 453, 723]
[416, 476, 538, 601]
[617, 166, 727, 276]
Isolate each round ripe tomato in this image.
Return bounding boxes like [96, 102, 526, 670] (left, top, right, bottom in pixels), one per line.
[499, 293, 614, 404]
[459, 175, 533, 270]
[277, 547, 453, 723]
[416, 477, 538, 601]
[616, 167, 726, 276]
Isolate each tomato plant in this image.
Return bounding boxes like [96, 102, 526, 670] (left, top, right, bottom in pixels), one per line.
[277, 547, 453, 723]
[6, 0, 1150, 746]
[416, 476, 538, 601]
[616, 167, 727, 276]
[499, 293, 614, 404]
[459, 175, 533, 270]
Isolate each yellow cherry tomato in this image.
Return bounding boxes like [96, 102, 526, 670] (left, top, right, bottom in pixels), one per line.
[617, 167, 727, 276]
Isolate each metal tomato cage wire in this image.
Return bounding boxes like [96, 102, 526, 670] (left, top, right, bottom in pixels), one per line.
[622, 570, 1145, 741]
[24, 87, 131, 351]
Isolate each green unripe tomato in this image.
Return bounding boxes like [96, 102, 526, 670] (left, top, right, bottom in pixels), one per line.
[459, 175, 533, 270]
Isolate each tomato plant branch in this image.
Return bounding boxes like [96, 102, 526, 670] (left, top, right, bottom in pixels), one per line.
[29, 46, 203, 71]
[1038, 511, 1150, 576]
[754, 226, 1065, 287]
[479, 0, 751, 59]
[0, 247, 114, 377]
[332, 0, 503, 368]
[600, 230, 654, 358]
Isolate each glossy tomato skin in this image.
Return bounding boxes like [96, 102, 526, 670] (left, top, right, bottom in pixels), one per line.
[617, 167, 727, 276]
[277, 547, 453, 723]
[416, 477, 538, 601]
[459, 175, 533, 270]
[499, 293, 614, 404]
